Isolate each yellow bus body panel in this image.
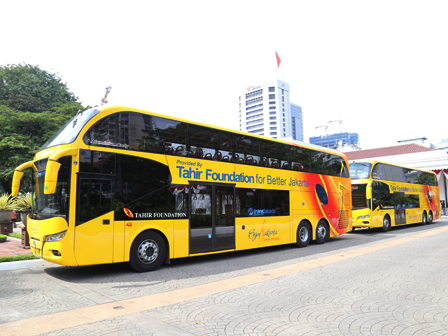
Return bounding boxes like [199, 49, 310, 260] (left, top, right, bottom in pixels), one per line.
[27, 217, 78, 266]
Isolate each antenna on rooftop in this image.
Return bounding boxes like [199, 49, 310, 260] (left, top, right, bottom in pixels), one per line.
[101, 86, 112, 106]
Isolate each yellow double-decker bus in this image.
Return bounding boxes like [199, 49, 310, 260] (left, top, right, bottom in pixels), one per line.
[350, 160, 440, 232]
[12, 106, 352, 272]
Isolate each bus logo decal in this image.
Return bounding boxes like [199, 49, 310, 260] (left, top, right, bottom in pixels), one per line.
[123, 208, 134, 218]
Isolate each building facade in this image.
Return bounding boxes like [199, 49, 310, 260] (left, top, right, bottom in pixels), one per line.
[290, 103, 303, 141]
[239, 79, 302, 140]
[309, 132, 359, 149]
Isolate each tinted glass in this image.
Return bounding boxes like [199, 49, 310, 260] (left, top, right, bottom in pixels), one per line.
[154, 117, 188, 156]
[372, 181, 394, 210]
[233, 135, 261, 165]
[41, 108, 100, 150]
[290, 146, 311, 172]
[188, 125, 232, 161]
[83, 112, 131, 150]
[262, 140, 289, 169]
[236, 189, 289, 217]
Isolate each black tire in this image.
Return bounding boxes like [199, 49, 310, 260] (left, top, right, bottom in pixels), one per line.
[129, 231, 166, 272]
[295, 221, 311, 248]
[381, 215, 391, 232]
[315, 220, 329, 244]
[428, 211, 433, 224]
[351, 227, 356, 232]
[422, 211, 428, 225]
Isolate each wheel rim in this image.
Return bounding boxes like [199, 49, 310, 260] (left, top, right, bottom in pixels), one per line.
[299, 226, 309, 242]
[383, 218, 389, 229]
[137, 239, 159, 264]
[423, 213, 427, 224]
[317, 225, 326, 240]
[429, 213, 433, 222]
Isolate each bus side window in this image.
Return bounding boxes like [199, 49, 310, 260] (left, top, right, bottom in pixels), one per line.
[154, 117, 188, 157]
[234, 135, 261, 165]
[262, 140, 288, 169]
[290, 146, 310, 172]
[188, 125, 232, 161]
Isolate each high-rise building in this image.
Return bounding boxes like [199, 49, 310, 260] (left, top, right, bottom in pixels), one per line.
[290, 103, 303, 141]
[239, 79, 303, 141]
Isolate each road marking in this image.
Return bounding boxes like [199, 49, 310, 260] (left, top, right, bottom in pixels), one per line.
[3, 225, 448, 335]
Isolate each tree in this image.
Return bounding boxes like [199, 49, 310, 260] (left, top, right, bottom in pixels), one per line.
[0, 64, 84, 192]
[0, 64, 79, 111]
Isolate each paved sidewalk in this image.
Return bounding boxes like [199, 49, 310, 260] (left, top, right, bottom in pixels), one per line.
[0, 227, 31, 258]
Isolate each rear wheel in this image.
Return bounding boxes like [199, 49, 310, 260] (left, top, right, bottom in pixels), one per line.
[422, 211, 428, 225]
[295, 221, 311, 248]
[428, 211, 433, 224]
[315, 220, 329, 244]
[129, 231, 166, 272]
[381, 215, 391, 232]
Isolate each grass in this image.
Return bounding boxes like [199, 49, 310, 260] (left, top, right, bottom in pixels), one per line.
[0, 254, 39, 263]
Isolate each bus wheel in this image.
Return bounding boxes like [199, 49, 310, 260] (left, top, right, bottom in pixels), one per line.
[422, 211, 427, 225]
[315, 220, 329, 244]
[295, 221, 311, 248]
[428, 211, 433, 224]
[129, 231, 166, 272]
[381, 215, 391, 232]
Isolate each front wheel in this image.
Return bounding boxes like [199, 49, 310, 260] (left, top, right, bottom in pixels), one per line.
[381, 215, 391, 232]
[129, 231, 166, 272]
[295, 221, 311, 248]
[315, 220, 329, 244]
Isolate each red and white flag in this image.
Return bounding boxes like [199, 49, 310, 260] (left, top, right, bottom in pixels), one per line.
[275, 51, 281, 68]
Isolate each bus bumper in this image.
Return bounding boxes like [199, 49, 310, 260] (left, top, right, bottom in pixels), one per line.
[352, 208, 372, 228]
[27, 217, 78, 266]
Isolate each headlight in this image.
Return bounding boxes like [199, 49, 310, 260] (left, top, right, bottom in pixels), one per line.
[45, 231, 67, 242]
[358, 214, 370, 220]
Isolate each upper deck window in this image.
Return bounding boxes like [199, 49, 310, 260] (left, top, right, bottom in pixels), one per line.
[40, 108, 100, 150]
[349, 163, 372, 179]
[84, 112, 163, 153]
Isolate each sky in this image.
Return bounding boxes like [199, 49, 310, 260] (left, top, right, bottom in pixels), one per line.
[2, 0, 448, 150]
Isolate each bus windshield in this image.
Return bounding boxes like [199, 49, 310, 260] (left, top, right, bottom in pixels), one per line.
[349, 162, 372, 179]
[33, 157, 71, 220]
[39, 108, 100, 150]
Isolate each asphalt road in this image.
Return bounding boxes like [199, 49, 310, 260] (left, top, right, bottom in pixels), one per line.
[1, 219, 448, 336]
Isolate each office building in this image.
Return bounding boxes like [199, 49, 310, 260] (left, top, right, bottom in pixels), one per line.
[239, 79, 303, 141]
[290, 103, 303, 141]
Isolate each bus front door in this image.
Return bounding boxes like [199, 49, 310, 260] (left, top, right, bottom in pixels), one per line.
[394, 192, 406, 225]
[75, 177, 115, 265]
[189, 184, 235, 254]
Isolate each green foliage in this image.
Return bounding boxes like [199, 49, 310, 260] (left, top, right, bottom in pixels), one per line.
[0, 192, 16, 210]
[15, 193, 32, 209]
[0, 234, 6, 242]
[0, 254, 39, 263]
[0, 63, 79, 110]
[8, 232, 21, 239]
[0, 64, 86, 192]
